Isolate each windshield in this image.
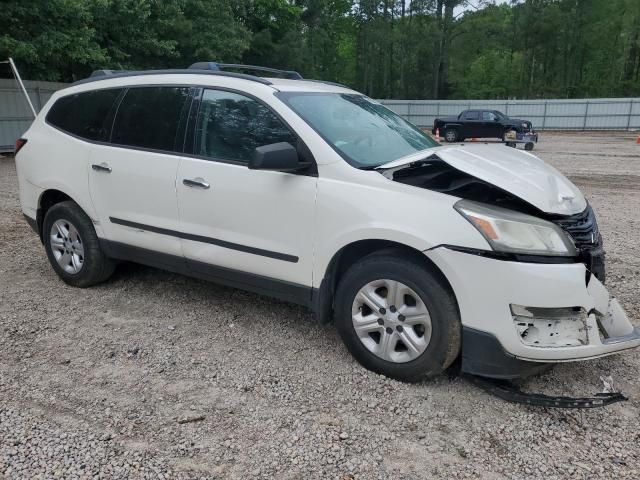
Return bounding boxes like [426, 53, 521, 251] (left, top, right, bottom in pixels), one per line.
[276, 92, 439, 168]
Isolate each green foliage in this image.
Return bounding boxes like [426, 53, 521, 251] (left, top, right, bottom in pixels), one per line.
[1, 0, 639, 98]
[0, 0, 106, 81]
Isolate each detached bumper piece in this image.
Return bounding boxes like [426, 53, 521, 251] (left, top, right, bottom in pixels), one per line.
[467, 375, 628, 409]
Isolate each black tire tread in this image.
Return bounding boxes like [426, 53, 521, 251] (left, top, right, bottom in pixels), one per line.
[334, 251, 461, 382]
[43, 201, 115, 287]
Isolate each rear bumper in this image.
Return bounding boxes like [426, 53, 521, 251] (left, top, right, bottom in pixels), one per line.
[425, 247, 640, 377]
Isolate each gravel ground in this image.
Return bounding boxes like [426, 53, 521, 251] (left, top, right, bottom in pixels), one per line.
[1, 132, 639, 479]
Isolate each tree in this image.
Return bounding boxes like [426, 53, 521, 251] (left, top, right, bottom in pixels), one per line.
[0, 0, 106, 81]
[2, 0, 639, 98]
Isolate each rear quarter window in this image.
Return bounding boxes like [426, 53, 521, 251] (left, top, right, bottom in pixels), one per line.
[46, 88, 123, 141]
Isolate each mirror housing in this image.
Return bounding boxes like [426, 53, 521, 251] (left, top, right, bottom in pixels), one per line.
[249, 142, 311, 172]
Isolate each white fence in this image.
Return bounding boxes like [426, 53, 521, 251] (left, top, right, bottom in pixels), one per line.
[378, 98, 640, 130]
[1, 78, 639, 152]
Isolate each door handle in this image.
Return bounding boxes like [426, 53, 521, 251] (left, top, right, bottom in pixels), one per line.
[92, 163, 112, 173]
[183, 178, 210, 189]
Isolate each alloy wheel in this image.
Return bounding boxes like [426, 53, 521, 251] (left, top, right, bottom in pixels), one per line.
[50, 219, 85, 274]
[351, 279, 432, 363]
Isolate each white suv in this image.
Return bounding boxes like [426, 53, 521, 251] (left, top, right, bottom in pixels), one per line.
[15, 63, 640, 381]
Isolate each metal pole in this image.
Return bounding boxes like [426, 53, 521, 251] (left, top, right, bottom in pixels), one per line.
[8, 57, 37, 118]
[35, 86, 43, 111]
[583, 100, 589, 130]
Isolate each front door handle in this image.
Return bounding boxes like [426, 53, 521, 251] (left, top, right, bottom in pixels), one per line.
[91, 163, 112, 173]
[183, 177, 210, 189]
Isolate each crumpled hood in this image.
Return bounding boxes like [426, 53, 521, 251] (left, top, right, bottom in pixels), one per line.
[379, 144, 586, 215]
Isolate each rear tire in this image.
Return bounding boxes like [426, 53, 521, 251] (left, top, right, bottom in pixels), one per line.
[43, 201, 115, 287]
[444, 128, 459, 142]
[334, 252, 461, 382]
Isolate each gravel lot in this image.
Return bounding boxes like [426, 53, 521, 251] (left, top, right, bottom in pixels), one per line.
[1, 132, 639, 479]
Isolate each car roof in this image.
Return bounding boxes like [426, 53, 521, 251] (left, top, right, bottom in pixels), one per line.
[265, 77, 354, 93]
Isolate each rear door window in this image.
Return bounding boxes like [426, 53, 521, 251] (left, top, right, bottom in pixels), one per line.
[111, 86, 192, 152]
[461, 111, 480, 120]
[46, 88, 122, 141]
[194, 89, 296, 163]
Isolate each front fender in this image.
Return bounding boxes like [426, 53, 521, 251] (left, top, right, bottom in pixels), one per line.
[313, 162, 489, 287]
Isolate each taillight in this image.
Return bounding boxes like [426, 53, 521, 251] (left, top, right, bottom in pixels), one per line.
[15, 138, 27, 155]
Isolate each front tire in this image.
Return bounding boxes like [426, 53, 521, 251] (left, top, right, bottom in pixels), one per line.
[334, 252, 461, 382]
[43, 201, 115, 287]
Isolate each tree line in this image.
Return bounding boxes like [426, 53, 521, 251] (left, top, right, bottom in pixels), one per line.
[1, 0, 639, 99]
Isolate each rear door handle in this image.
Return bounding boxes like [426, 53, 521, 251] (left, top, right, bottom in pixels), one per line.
[183, 178, 210, 189]
[92, 163, 112, 173]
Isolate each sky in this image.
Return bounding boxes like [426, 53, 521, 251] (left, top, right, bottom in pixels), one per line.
[454, 0, 513, 17]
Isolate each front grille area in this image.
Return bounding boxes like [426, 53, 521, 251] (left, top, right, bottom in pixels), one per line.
[553, 205, 599, 247]
[551, 205, 605, 283]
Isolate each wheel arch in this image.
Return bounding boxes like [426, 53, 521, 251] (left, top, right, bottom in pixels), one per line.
[312, 239, 458, 324]
[37, 189, 79, 243]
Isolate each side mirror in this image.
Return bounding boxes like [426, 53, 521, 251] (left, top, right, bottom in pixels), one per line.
[249, 142, 311, 172]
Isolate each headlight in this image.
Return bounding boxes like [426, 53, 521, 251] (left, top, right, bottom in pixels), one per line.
[454, 200, 577, 256]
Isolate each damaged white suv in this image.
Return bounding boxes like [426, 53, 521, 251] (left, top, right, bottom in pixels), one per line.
[15, 63, 640, 381]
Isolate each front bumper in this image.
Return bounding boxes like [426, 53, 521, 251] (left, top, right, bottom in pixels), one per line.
[425, 247, 640, 377]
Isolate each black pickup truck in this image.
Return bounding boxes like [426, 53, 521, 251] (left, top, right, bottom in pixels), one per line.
[432, 109, 536, 143]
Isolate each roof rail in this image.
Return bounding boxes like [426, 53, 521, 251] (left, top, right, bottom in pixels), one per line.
[77, 64, 347, 90]
[75, 68, 274, 87]
[189, 62, 303, 80]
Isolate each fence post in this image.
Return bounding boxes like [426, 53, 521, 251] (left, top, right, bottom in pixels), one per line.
[583, 100, 589, 130]
[35, 87, 43, 111]
[542, 100, 547, 130]
[627, 99, 633, 131]
[407, 101, 412, 124]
